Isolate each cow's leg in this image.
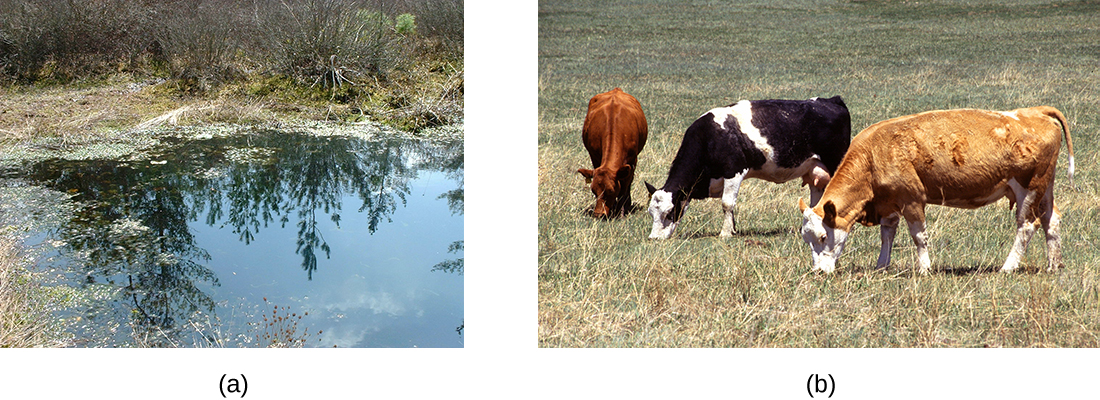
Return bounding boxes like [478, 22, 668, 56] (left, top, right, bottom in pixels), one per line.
[906, 220, 932, 274]
[1042, 204, 1063, 272]
[876, 213, 900, 269]
[808, 184, 825, 208]
[1040, 191, 1063, 272]
[617, 169, 635, 216]
[801, 161, 831, 207]
[1002, 179, 1039, 273]
[900, 205, 931, 274]
[719, 171, 747, 237]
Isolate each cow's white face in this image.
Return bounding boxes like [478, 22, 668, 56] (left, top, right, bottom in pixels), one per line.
[647, 189, 680, 239]
[800, 205, 848, 273]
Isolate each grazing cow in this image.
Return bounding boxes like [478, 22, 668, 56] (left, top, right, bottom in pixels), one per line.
[646, 96, 851, 239]
[799, 106, 1075, 274]
[578, 88, 648, 217]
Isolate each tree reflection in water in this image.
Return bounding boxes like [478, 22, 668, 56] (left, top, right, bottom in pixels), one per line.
[22, 131, 463, 347]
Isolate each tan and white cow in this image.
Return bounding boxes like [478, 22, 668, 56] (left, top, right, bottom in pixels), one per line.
[799, 106, 1075, 274]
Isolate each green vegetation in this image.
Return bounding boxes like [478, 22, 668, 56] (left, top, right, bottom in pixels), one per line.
[0, 0, 462, 133]
[539, 0, 1100, 347]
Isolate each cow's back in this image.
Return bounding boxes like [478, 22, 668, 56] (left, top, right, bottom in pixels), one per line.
[852, 107, 1066, 207]
[582, 88, 648, 166]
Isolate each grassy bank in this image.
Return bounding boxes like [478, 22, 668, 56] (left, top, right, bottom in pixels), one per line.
[538, 0, 1100, 347]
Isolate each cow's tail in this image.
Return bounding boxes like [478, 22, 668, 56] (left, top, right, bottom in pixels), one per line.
[1042, 106, 1075, 187]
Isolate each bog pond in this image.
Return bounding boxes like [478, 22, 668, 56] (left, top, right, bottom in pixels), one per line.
[0, 127, 463, 347]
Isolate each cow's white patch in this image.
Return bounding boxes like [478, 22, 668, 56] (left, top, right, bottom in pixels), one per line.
[730, 100, 773, 159]
[709, 102, 773, 160]
[711, 101, 795, 178]
[1068, 155, 1075, 183]
[800, 207, 849, 273]
[648, 189, 679, 239]
[809, 97, 819, 101]
[1000, 110, 1020, 120]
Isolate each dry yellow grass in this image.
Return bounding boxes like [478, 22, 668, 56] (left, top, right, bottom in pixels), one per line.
[0, 235, 51, 347]
[539, 0, 1100, 347]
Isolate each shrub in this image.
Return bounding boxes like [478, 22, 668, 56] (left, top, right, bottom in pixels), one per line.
[152, 0, 247, 89]
[256, 0, 396, 88]
[394, 13, 416, 35]
[0, 0, 153, 82]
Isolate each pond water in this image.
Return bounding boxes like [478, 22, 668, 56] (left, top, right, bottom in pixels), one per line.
[0, 129, 463, 347]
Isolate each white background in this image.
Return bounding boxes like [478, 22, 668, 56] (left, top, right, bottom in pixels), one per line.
[2, 2, 1095, 399]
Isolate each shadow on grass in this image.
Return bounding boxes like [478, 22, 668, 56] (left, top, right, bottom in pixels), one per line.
[859, 263, 1046, 276]
[682, 227, 792, 239]
[800, 263, 1018, 277]
[939, 263, 1048, 276]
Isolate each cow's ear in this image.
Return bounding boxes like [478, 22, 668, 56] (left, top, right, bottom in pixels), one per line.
[617, 165, 634, 181]
[577, 168, 595, 184]
[823, 201, 837, 226]
[798, 198, 808, 213]
[645, 182, 657, 195]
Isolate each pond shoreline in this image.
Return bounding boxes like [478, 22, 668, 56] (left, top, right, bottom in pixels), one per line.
[1, 81, 462, 168]
[0, 83, 463, 347]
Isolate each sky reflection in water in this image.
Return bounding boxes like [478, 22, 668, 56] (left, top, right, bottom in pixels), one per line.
[15, 130, 463, 348]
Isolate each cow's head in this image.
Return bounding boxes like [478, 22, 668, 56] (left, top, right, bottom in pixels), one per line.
[799, 198, 850, 273]
[578, 165, 632, 217]
[646, 182, 687, 239]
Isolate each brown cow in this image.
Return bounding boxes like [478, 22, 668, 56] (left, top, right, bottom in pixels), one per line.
[578, 88, 648, 217]
[799, 106, 1075, 274]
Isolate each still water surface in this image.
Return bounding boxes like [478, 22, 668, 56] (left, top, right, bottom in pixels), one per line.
[4, 130, 463, 347]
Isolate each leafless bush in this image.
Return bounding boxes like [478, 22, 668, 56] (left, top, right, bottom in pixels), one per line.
[0, 0, 153, 81]
[255, 0, 397, 87]
[152, 0, 249, 87]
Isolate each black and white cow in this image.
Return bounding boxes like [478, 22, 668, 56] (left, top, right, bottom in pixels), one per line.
[645, 96, 851, 239]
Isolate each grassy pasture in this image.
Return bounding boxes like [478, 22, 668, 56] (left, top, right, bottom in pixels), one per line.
[538, 0, 1100, 347]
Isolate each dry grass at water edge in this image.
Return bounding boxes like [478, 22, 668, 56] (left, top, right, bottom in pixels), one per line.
[249, 297, 323, 348]
[0, 235, 51, 347]
[539, 0, 1100, 347]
